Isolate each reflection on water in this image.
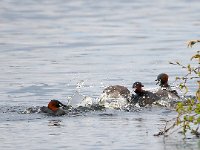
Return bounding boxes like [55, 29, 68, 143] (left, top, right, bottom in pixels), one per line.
[0, 0, 200, 149]
[0, 105, 200, 150]
[48, 120, 62, 127]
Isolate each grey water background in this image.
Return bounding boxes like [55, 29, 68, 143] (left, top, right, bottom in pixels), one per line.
[0, 0, 200, 149]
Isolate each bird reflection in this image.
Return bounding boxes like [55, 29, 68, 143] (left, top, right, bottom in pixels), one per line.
[48, 120, 62, 126]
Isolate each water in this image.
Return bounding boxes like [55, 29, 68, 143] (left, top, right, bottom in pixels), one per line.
[0, 0, 200, 149]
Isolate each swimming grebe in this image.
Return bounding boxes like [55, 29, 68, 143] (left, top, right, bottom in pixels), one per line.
[155, 73, 180, 99]
[131, 82, 159, 106]
[41, 100, 67, 116]
[98, 85, 131, 107]
[103, 85, 131, 100]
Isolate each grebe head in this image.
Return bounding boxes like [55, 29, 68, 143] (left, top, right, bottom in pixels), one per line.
[155, 73, 169, 87]
[132, 82, 144, 93]
[48, 100, 65, 112]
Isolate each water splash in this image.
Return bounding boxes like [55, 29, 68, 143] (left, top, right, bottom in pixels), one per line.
[98, 92, 129, 109]
[77, 96, 93, 107]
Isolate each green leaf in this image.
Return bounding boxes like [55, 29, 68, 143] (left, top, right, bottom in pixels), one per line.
[187, 64, 191, 72]
[188, 116, 194, 122]
[197, 116, 200, 123]
[184, 116, 187, 121]
[191, 54, 200, 60]
[187, 105, 192, 112]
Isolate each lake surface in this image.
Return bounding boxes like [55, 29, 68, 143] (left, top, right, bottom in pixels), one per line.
[0, 0, 200, 149]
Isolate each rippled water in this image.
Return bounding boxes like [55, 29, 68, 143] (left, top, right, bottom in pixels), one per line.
[0, 0, 200, 149]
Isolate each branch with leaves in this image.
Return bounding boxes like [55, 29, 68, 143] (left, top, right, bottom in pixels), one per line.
[155, 40, 200, 138]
